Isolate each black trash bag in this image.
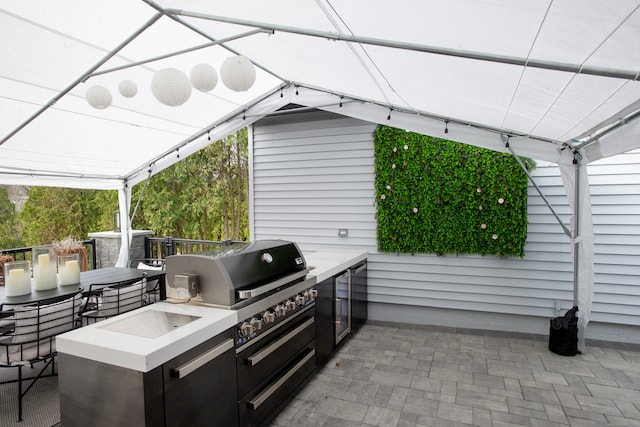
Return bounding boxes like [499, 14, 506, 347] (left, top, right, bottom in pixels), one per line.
[549, 306, 579, 356]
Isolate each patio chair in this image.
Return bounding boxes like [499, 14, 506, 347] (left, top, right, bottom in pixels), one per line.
[129, 258, 165, 305]
[0, 292, 83, 421]
[80, 277, 145, 325]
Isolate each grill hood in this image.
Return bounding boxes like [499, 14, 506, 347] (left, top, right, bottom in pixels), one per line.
[165, 240, 307, 307]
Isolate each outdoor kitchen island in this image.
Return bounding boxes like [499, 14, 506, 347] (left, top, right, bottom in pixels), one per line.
[56, 303, 239, 427]
[56, 249, 366, 427]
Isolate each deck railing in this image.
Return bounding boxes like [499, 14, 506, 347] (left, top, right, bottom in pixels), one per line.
[1, 237, 245, 276]
[144, 237, 244, 259]
[0, 239, 97, 270]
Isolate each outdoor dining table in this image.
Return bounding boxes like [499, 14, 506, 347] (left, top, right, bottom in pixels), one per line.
[0, 267, 166, 309]
[0, 285, 83, 310]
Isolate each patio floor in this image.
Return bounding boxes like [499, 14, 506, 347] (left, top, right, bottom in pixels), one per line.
[270, 321, 640, 427]
[1, 321, 639, 426]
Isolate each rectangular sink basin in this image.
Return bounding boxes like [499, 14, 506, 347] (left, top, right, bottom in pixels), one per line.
[99, 310, 201, 339]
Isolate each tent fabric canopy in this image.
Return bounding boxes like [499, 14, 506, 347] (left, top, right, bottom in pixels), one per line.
[1, 1, 639, 351]
[1, 0, 639, 190]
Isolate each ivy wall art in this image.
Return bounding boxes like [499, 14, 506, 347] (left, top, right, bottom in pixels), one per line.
[374, 125, 535, 257]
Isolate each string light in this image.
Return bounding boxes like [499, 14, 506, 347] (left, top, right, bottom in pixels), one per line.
[387, 108, 392, 120]
[339, 96, 343, 108]
[444, 120, 449, 134]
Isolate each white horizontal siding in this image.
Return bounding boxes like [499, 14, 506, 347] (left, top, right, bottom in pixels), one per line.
[251, 111, 377, 252]
[250, 111, 640, 339]
[589, 150, 640, 327]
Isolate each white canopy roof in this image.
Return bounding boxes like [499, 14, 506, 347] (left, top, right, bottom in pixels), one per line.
[1, 0, 640, 190]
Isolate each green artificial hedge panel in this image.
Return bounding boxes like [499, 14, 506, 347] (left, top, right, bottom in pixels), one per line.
[374, 125, 535, 257]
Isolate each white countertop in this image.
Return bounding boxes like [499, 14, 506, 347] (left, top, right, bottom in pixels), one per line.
[56, 302, 237, 372]
[56, 250, 367, 373]
[304, 250, 368, 282]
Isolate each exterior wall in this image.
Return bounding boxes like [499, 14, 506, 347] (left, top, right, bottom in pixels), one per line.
[589, 151, 640, 328]
[250, 110, 640, 343]
[250, 111, 377, 251]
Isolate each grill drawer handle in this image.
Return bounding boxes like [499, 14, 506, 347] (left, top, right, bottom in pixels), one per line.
[247, 317, 314, 367]
[171, 338, 234, 379]
[249, 349, 315, 410]
[237, 269, 309, 299]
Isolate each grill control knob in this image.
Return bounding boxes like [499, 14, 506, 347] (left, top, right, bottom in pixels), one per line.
[250, 317, 263, 331]
[261, 252, 273, 264]
[285, 300, 296, 311]
[303, 290, 312, 302]
[262, 311, 276, 324]
[310, 289, 318, 298]
[295, 294, 305, 306]
[239, 322, 254, 337]
[275, 304, 287, 317]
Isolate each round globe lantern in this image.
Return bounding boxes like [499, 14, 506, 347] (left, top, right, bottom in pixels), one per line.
[190, 64, 218, 92]
[86, 85, 112, 109]
[220, 55, 256, 92]
[118, 80, 138, 98]
[151, 68, 192, 106]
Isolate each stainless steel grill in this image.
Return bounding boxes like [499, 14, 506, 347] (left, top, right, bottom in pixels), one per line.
[165, 239, 317, 427]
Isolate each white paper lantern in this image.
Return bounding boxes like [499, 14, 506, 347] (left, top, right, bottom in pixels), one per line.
[151, 68, 192, 106]
[220, 55, 256, 92]
[118, 80, 138, 98]
[190, 64, 218, 92]
[86, 85, 112, 109]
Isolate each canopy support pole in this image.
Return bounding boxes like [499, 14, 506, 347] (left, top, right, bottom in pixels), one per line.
[165, 8, 640, 81]
[503, 135, 572, 238]
[86, 28, 270, 79]
[115, 182, 133, 268]
[559, 154, 594, 353]
[573, 154, 581, 307]
[0, 12, 163, 147]
[509, 135, 593, 351]
[575, 105, 640, 149]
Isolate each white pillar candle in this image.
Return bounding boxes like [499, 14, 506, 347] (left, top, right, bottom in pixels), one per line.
[59, 259, 80, 286]
[34, 253, 57, 291]
[38, 253, 50, 268]
[6, 268, 32, 297]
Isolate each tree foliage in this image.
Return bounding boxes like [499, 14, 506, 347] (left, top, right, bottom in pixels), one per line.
[19, 187, 105, 245]
[132, 128, 249, 241]
[0, 187, 21, 249]
[2, 129, 250, 248]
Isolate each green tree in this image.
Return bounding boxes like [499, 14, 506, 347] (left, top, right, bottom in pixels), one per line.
[0, 186, 22, 249]
[14, 128, 249, 246]
[19, 187, 103, 245]
[137, 128, 249, 241]
[92, 189, 119, 231]
[214, 128, 249, 240]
